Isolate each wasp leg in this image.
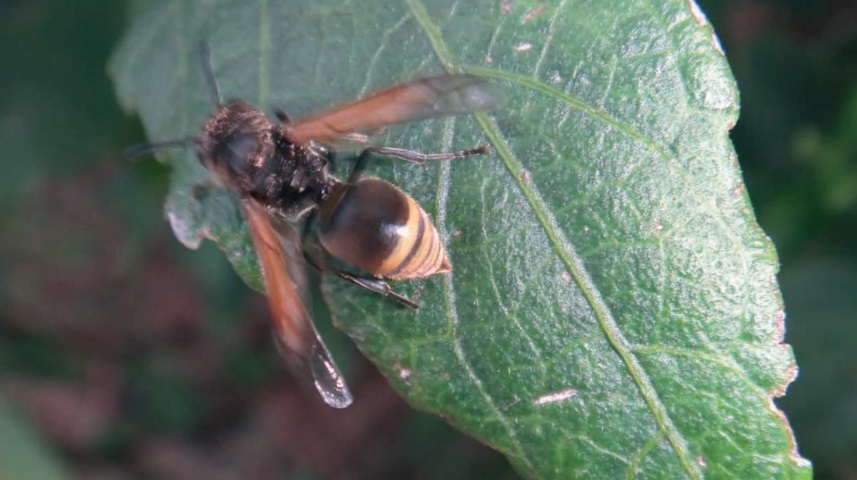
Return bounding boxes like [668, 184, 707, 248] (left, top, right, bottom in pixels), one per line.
[303, 244, 419, 309]
[122, 137, 196, 160]
[301, 212, 419, 309]
[334, 271, 418, 310]
[274, 109, 293, 124]
[347, 144, 489, 184]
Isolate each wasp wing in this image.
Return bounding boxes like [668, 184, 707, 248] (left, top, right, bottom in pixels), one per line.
[242, 198, 353, 408]
[285, 75, 504, 145]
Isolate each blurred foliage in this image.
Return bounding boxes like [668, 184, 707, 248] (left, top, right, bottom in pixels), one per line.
[699, 1, 857, 479]
[0, 0, 855, 478]
[778, 257, 857, 476]
[792, 87, 857, 216]
[0, 1, 128, 204]
[0, 398, 68, 480]
[700, 0, 857, 260]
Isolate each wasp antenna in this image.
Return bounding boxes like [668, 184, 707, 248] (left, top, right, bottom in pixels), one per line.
[199, 42, 223, 109]
[122, 138, 196, 160]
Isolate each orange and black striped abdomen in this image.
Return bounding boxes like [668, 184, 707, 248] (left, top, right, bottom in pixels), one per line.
[318, 177, 450, 280]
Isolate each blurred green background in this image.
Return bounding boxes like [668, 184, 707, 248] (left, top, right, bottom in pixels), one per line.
[0, 1, 854, 478]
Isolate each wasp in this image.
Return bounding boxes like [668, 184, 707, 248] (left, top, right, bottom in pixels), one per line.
[127, 48, 503, 408]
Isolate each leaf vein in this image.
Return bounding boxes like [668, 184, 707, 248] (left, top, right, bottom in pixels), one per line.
[479, 181, 544, 360]
[631, 344, 767, 396]
[463, 65, 749, 282]
[575, 435, 631, 464]
[532, 0, 568, 78]
[598, 55, 619, 109]
[626, 431, 666, 479]
[478, 114, 700, 479]
[432, 114, 532, 468]
[410, 2, 718, 478]
[359, 13, 413, 96]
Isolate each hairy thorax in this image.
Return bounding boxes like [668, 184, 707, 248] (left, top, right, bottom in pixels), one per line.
[199, 101, 337, 217]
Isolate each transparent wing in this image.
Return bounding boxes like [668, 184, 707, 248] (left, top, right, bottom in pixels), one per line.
[242, 198, 353, 408]
[286, 75, 504, 145]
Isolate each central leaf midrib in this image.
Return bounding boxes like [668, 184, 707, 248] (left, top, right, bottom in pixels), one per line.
[406, 1, 702, 478]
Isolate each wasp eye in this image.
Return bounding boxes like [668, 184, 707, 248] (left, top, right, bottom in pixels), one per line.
[221, 133, 259, 171]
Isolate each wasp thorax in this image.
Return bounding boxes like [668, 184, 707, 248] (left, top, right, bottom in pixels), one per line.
[198, 101, 335, 213]
[317, 177, 450, 280]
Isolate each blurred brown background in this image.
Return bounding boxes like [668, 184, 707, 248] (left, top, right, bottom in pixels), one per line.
[0, 1, 855, 478]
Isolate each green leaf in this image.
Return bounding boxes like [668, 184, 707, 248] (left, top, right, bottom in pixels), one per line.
[110, 0, 809, 478]
[0, 398, 70, 480]
[0, 0, 127, 205]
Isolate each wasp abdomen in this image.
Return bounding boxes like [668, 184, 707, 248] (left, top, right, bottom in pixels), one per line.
[318, 178, 450, 280]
